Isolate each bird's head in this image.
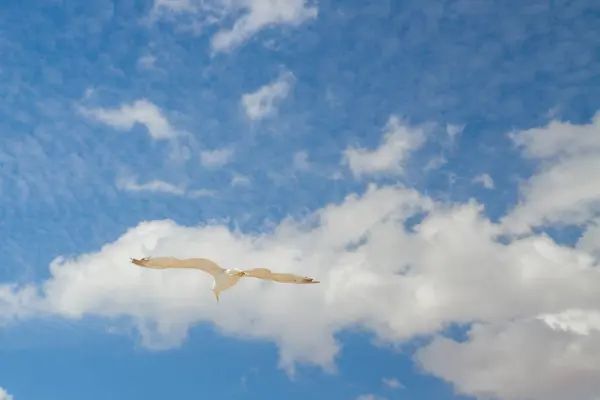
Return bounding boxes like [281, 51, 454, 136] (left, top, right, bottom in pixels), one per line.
[130, 257, 165, 269]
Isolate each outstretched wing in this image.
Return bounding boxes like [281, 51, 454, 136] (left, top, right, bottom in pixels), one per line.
[130, 256, 224, 277]
[242, 268, 320, 284]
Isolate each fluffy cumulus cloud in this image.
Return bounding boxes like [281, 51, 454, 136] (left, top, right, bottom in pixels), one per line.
[1, 116, 600, 399]
[415, 319, 600, 400]
[502, 112, 600, 233]
[150, 0, 317, 52]
[343, 116, 427, 177]
[241, 71, 295, 120]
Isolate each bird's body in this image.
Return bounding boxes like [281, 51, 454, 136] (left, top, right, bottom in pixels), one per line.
[213, 268, 247, 300]
[130, 256, 320, 302]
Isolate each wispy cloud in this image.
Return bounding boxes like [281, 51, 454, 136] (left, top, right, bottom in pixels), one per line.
[446, 124, 464, 142]
[356, 394, 385, 400]
[211, 0, 317, 52]
[149, 0, 317, 52]
[117, 176, 186, 195]
[472, 173, 494, 189]
[152, 0, 196, 13]
[78, 99, 178, 140]
[200, 148, 234, 167]
[188, 188, 216, 198]
[241, 71, 295, 120]
[382, 377, 404, 390]
[231, 173, 251, 187]
[116, 175, 215, 198]
[343, 116, 427, 177]
[423, 155, 447, 171]
[293, 151, 310, 171]
[137, 54, 157, 70]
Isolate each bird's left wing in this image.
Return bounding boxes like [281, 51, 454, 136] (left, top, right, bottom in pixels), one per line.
[243, 268, 320, 284]
[130, 256, 224, 277]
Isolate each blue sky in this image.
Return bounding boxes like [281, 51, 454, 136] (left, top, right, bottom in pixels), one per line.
[1, 0, 600, 399]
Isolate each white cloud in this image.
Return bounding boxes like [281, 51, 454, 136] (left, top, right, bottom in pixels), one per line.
[541, 309, 600, 336]
[2, 116, 600, 399]
[1, 182, 599, 377]
[382, 377, 404, 389]
[241, 72, 295, 120]
[117, 176, 186, 196]
[0, 387, 13, 400]
[79, 99, 177, 140]
[149, 0, 317, 52]
[200, 148, 234, 167]
[415, 318, 600, 400]
[509, 113, 600, 159]
[231, 173, 252, 187]
[423, 156, 447, 171]
[116, 176, 215, 198]
[211, 0, 317, 52]
[502, 112, 600, 232]
[577, 218, 600, 257]
[343, 116, 427, 177]
[472, 173, 494, 189]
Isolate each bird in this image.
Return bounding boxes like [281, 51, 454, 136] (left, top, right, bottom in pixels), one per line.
[129, 256, 320, 302]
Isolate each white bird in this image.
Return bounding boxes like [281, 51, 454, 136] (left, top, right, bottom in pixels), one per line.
[130, 256, 320, 302]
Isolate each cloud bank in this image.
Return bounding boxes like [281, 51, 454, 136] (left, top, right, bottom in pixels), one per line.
[1, 115, 600, 400]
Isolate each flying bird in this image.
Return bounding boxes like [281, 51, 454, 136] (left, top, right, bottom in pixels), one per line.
[130, 256, 320, 302]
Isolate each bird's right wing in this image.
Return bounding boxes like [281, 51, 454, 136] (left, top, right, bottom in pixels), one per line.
[243, 268, 320, 284]
[130, 256, 224, 277]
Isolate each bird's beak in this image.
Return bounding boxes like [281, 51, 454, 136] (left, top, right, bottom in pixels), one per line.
[302, 277, 320, 284]
[130, 258, 147, 267]
[214, 293, 220, 303]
